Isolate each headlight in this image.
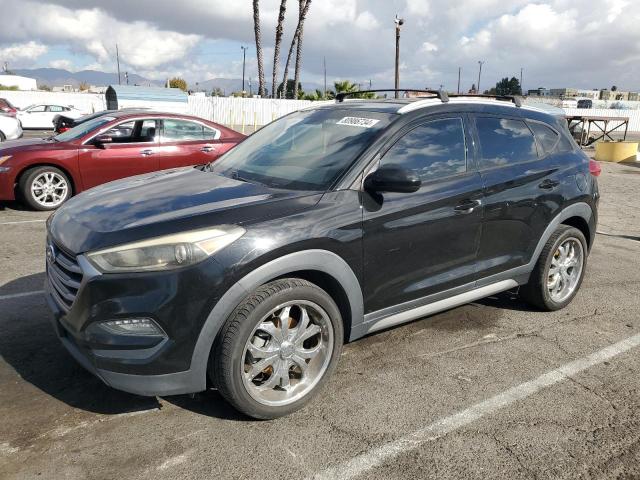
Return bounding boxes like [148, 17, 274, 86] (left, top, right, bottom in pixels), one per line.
[0, 155, 11, 165]
[87, 225, 245, 273]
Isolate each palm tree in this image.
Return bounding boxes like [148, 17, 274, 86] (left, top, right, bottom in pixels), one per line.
[281, 0, 311, 99]
[334, 80, 358, 94]
[271, 0, 287, 98]
[252, 0, 266, 97]
[293, 0, 311, 100]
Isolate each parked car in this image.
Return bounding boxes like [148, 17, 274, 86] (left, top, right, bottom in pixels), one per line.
[577, 99, 593, 109]
[0, 98, 18, 117]
[45, 93, 599, 419]
[0, 113, 23, 142]
[17, 104, 84, 129]
[561, 98, 578, 109]
[0, 111, 244, 209]
[53, 109, 150, 133]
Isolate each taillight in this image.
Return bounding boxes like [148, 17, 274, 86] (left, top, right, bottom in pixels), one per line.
[589, 159, 601, 177]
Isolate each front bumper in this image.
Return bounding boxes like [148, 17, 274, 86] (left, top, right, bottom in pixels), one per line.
[45, 241, 230, 396]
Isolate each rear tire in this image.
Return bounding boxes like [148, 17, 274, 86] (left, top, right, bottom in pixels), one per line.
[0, 131, 6, 142]
[520, 225, 587, 311]
[211, 278, 344, 419]
[19, 166, 72, 211]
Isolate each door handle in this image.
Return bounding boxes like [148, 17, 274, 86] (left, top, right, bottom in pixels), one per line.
[200, 145, 216, 153]
[538, 179, 559, 190]
[454, 199, 482, 214]
[140, 149, 155, 156]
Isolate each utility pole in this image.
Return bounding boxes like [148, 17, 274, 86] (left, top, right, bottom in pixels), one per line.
[323, 56, 327, 99]
[457, 67, 461, 94]
[369, 79, 372, 89]
[124, 71, 129, 85]
[116, 44, 121, 85]
[394, 15, 404, 98]
[520, 67, 524, 95]
[240, 46, 248, 95]
[477, 61, 484, 94]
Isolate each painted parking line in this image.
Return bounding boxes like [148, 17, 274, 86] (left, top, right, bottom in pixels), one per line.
[310, 333, 640, 480]
[0, 290, 44, 301]
[0, 219, 46, 226]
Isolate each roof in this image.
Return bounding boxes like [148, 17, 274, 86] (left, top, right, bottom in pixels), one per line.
[105, 85, 188, 103]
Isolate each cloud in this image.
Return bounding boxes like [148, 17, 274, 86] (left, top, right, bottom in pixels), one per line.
[49, 59, 73, 70]
[0, 41, 48, 63]
[420, 42, 438, 53]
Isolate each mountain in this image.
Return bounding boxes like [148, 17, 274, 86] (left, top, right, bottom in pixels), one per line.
[12, 68, 159, 88]
[196, 78, 325, 96]
[12, 68, 326, 95]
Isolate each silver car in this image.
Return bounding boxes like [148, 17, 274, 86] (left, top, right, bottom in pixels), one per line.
[0, 113, 23, 142]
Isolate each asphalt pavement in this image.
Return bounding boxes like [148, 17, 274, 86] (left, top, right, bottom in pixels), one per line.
[1, 161, 639, 479]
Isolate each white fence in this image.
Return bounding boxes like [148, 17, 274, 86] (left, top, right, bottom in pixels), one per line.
[187, 96, 331, 127]
[2, 90, 640, 132]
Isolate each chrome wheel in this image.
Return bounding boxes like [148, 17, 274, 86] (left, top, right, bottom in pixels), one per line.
[241, 300, 334, 407]
[31, 172, 68, 208]
[548, 237, 584, 303]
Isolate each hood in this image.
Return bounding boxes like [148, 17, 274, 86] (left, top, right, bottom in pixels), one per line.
[49, 167, 321, 254]
[0, 137, 64, 154]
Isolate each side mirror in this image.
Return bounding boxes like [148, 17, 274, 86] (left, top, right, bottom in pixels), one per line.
[94, 134, 113, 146]
[364, 165, 421, 193]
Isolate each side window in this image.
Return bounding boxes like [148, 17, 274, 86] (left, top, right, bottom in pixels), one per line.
[381, 118, 467, 182]
[105, 121, 135, 142]
[203, 126, 221, 140]
[529, 122, 560, 156]
[47, 105, 64, 112]
[476, 117, 538, 168]
[163, 119, 205, 141]
[30, 105, 46, 112]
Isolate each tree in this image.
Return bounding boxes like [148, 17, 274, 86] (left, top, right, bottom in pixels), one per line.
[494, 77, 522, 96]
[271, 0, 287, 98]
[169, 77, 188, 91]
[611, 85, 618, 92]
[277, 79, 303, 99]
[211, 87, 224, 97]
[79, 81, 90, 91]
[333, 80, 376, 98]
[293, 0, 312, 100]
[252, 0, 266, 97]
[39, 84, 52, 92]
[281, 0, 311, 99]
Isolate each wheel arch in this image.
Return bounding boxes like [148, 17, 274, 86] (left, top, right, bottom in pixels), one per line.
[561, 215, 591, 250]
[16, 162, 78, 196]
[191, 249, 363, 392]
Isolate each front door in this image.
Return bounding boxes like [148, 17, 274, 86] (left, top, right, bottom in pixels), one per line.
[362, 115, 484, 314]
[78, 119, 160, 189]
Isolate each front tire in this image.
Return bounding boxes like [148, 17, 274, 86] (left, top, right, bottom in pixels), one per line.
[0, 131, 6, 142]
[19, 166, 72, 210]
[212, 278, 344, 419]
[520, 225, 588, 311]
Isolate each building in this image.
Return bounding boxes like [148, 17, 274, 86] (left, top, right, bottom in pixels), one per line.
[0, 74, 37, 91]
[600, 89, 630, 101]
[575, 89, 600, 100]
[629, 92, 640, 101]
[550, 88, 579, 98]
[527, 88, 551, 97]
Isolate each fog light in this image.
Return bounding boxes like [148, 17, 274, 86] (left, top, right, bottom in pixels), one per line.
[98, 318, 164, 336]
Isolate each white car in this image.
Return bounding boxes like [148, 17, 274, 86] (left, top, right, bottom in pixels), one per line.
[0, 113, 23, 142]
[17, 104, 84, 129]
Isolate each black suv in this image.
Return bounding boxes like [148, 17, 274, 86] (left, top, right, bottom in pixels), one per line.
[45, 92, 599, 419]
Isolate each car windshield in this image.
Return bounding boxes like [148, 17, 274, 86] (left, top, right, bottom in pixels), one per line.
[54, 116, 115, 142]
[211, 108, 393, 190]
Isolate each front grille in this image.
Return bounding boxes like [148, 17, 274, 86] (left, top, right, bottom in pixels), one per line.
[46, 239, 83, 312]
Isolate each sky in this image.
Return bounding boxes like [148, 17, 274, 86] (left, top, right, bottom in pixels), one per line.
[0, 0, 639, 92]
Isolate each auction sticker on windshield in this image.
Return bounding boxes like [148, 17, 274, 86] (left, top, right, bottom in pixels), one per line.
[336, 117, 380, 128]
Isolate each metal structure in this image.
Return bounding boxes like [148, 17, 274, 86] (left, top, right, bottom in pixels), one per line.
[394, 15, 404, 99]
[566, 114, 630, 146]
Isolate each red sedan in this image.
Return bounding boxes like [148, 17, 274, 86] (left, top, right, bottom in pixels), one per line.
[0, 111, 245, 210]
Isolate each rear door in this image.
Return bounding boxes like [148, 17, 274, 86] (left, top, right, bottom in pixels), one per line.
[472, 115, 559, 279]
[78, 118, 160, 189]
[156, 118, 225, 170]
[362, 115, 484, 313]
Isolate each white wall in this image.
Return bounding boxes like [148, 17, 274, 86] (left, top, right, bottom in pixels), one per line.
[0, 90, 105, 113]
[0, 75, 37, 91]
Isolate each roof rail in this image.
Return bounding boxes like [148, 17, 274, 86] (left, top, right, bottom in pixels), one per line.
[335, 89, 449, 103]
[447, 94, 523, 108]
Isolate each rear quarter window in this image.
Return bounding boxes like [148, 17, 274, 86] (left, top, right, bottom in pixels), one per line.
[529, 122, 560, 156]
[476, 117, 538, 168]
